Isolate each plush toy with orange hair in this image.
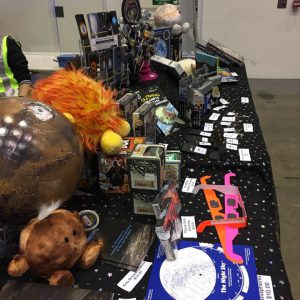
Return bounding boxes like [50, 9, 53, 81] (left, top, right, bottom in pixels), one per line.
[32, 69, 130, 155]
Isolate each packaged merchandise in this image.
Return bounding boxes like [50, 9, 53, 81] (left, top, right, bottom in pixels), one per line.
[98, 137, 145, 193]
[165, 150, 181, 188]
[132, 101, 156, 144]
[153, 181, 182, 260]
[128, 144, 165, 191]
[117, 92, 139, 135]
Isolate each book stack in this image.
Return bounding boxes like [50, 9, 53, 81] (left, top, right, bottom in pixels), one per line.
[196, 38, 244, 67]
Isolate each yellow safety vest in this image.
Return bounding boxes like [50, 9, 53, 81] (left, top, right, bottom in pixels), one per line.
[0, 36, 19, 97]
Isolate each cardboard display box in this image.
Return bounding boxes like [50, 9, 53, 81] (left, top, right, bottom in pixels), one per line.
[132, 101, 156, 144]
[117, 92, 139, 135]
[127, 144, 165, 191]
[98, 137, 145, 193]
[182, 76, 214, 128]
[132, 189, 158, 215]
[165, 150, 181, 188]
[153, 181, 182, 260]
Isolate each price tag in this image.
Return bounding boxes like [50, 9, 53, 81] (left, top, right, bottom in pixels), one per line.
[200, 131, 212, 137]
[220, 98, 229, 105]
[239, 148, 251, 161]
[227, 112, 235, 116]
[199, 142, 211, 146]
[209, 113, 220, 121]
[241, 97, 250, 104]
[194, 146, 207, 155]
[226, 144, 238, 151]
[231, 72, 238, 76]
[257, 275, 275, 300]
[226, 138, 239, 145]
[181, 216, 197, 238]
[213, 105, 227, 111]
[204, 123, 214, 132]
[224, 128, 235, 132]
[202, 137, 209, 142]
[221, 121, 232, 126]
[224, 133, 239, 139]
[222, 116, 236, 122]
[182, 178, 197, 193]
[243, 123, 253, 132]
[117, 261, 152, 292]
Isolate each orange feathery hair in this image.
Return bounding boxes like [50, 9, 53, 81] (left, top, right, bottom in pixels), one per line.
[32, 68, 125, 152]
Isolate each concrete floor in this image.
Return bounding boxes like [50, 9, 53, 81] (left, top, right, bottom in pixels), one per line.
[249, 79, 300, 300]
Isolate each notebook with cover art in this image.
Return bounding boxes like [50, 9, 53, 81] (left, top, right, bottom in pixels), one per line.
[88, 218, 155, 271]
[145, 241, 260, 300]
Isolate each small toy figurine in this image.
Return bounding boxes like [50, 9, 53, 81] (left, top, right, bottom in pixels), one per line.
[120, 4, 158, 83]
[121, 22, 158, 83]
[8, 209, 102, 286]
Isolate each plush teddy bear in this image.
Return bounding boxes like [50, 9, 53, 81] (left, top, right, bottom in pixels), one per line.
[154, 3, 190, 36]
[7, 209, 101, 287]
[31, 69, 130, 155]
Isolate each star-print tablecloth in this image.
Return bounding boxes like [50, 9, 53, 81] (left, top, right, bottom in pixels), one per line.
[0, 67, 293, 300]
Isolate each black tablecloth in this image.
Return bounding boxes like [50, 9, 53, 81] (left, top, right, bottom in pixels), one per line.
[0, 67, 293, 300]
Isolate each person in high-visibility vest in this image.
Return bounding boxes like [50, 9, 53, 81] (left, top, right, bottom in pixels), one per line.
[0, 35, 32, 97]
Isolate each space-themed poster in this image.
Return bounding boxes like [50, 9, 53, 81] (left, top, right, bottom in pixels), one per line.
[153, 27, 172, 59]
[145, 241, 260, 300]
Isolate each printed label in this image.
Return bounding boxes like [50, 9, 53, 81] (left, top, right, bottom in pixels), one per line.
[204, 123, 214, 132]
[243, 123, 253, 132]
[222, 116, 236, 122]
[200, 131, 212, 137]
[194, 146, 207, 155]
[209, 113, 221, 121]
[241, 97, 250, 104]
[239, 148, 251, 161]
[145, 173, 155, 180]
[117, 261, 152, 292]
[181, 216, 197, 238]
[224, 128, 235, 132]
[226, 138, 239, 145]
[220, 98, 229, 105]
[226, 144, 238, 151]
[28, 104, 54, 121]
[257, 275, 275, 300]
[213, 105, 228, 111]
[199, 142, 211, 146]
[182, 178, 197, 193]
[221, 121, 232, 126]
[224, 133, 239, 139]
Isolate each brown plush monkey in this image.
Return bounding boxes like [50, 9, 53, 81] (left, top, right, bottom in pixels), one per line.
[7, 209, 101, 287]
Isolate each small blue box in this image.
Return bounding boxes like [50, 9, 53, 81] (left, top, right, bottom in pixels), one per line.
[57, 54, 76, 68]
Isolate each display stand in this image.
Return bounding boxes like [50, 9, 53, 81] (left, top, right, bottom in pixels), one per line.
[139, 61, 158, 83]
